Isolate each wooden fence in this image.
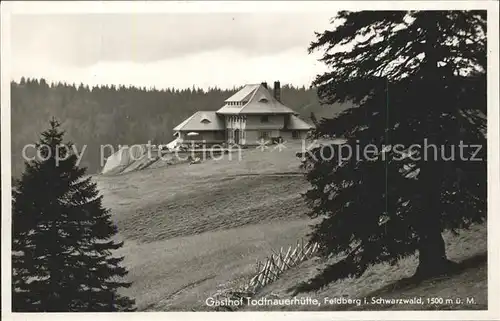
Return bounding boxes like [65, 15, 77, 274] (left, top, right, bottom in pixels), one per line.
[244, 240, 319, 293]
[212, 239, 319, 309]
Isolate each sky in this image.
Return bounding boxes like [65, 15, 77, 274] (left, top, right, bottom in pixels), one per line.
[10, 13, 336, 90]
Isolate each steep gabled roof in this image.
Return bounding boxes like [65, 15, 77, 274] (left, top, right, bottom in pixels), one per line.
[173, 111, 224, 131]
[225, 84, 260, 102]
[217, 83, 298, 115]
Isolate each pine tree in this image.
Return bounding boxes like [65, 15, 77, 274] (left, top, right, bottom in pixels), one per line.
[300, 11, 487, 289]
[12, 118, 136, 311]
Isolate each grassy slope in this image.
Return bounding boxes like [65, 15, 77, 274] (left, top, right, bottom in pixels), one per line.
[95, 142, 316, 310]
[93, 140, 487, 311]
[243, 224, 487, 311]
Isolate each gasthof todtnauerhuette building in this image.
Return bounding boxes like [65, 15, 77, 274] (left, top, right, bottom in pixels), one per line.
[172, 81, 313, 146]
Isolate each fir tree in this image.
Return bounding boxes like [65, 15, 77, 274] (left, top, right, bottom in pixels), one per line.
[299, 11, 487, 290]
[12, 118, 135, 311]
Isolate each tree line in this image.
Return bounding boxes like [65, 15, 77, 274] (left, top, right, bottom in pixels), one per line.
[11, 79, 348, 177]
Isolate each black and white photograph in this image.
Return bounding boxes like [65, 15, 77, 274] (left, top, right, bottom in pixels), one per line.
[1, 1, 499, 319]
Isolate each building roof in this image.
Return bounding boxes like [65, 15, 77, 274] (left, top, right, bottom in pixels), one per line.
[217, 83, 298, 115]
[288, 115, 314, 130]
[225, 84, 260, 102]
[173, 111, 224, 131]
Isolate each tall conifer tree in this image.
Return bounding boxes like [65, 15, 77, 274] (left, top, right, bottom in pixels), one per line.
[301, 11, 487, 288]
[12, 118, 135, 311]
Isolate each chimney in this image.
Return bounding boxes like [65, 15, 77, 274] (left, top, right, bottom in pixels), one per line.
[261, 82, 268, 89]
[273, 81, 281, 102]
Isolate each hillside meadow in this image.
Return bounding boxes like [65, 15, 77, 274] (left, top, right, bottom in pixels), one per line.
[94, 142, 314, 310]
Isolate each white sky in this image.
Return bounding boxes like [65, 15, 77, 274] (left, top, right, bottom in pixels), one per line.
[10, 13, 335, 90]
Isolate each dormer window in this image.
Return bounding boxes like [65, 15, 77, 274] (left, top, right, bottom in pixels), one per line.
[200, 113, 211, 123]
[258, 97, 269, 103]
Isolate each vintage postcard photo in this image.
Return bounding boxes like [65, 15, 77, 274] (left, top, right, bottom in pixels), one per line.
[1, 1, 499, 320]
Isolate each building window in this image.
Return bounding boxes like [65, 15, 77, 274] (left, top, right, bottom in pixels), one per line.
[260, 115, 269, 123]
[259, 131, 270, 140]
[292, 131, 299, 139]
